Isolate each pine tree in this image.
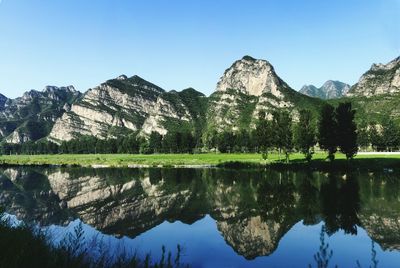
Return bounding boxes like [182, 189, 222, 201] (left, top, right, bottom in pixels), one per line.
[149, 132, 163, 153]
[294, 109, 316, 162]
[336, 102, 358, 159]
[318, 104, 338, 161]
[272, 110, 293, 163]
[381, 117, 400, 151]
[255, 111, 273, 159]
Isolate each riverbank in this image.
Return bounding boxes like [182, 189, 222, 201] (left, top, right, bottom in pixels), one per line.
[0, 153, 400, 171]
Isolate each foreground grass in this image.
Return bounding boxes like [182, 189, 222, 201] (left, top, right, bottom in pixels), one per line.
[0, 215, 185, 268]
[0, 152, 400, 170]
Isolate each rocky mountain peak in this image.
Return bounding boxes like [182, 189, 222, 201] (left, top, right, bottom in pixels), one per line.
[44, 85, 77, 94]
[216, 56, 284, 97]
[116, 74, 128, 80]
[348, 55, 400, 97]
[299, 80, 350, 99]
[0, 93, 8, 109]
[371, 56, 400, 71]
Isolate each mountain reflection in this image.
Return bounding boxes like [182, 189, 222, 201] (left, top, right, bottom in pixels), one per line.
[0, 167, 399, 260]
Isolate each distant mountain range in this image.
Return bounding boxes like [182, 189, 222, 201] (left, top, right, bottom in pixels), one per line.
[299, 80, 350, 99]
[0, 55, 399, 144]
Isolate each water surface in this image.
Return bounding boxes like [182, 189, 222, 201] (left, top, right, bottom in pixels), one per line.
[1, 167, 400, 267]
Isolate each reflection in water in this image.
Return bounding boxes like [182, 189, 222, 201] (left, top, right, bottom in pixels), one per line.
[309, 225, 334, 268]
[0, 167, 400, 264]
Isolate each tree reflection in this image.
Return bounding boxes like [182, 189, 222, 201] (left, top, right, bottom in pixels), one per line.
[320, 173, 360, 235]
[0, 167, 398, 261]
[309, 225, 336, 268]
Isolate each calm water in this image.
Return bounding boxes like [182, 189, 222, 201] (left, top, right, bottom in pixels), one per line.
[1, 166, 400, 267]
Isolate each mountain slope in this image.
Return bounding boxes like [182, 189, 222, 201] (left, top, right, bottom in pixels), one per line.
[327, 56, 400, 125]
[348, 56, 400, 97]
[300, 80, 350, 99]
[48, 75, 206, 142]
[205, 56, 324, 135]
[0, 86, 81, 143]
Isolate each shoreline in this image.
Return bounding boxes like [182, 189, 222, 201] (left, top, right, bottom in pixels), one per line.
[0, 153, 399, 171]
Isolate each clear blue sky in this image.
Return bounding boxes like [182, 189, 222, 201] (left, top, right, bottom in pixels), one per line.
[0, 0, 399, 98]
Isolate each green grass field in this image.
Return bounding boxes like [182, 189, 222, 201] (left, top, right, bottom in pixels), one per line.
[0, 152, 400, 168]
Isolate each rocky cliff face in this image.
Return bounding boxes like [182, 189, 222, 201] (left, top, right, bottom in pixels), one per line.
[348, 56, 400, 97]
[216, 56, 287, 98]
[48, 75, 205, 142]
[0, 86, 80, 143]
[300, 80, 350, 99]
[206, 56, 322, 133]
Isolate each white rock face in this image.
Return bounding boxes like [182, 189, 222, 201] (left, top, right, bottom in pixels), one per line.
[5, 130, 30, 144]
[0, 85, 80, 143]
[207, 56, 307, 133]
[216, 56, 285, 98]
[348, 56, 400, 97]
[141, 95, 191, 136]
[48, 77, 161, 142]
[217, 216, 281, 259]
[48, 75, 201, 142]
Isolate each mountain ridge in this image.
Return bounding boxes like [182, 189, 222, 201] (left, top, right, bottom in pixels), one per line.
[1, 55, 399, 145]
[299, 80, 350, 99]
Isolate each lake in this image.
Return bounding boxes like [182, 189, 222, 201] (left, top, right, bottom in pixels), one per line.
[0, 166, 400, 267]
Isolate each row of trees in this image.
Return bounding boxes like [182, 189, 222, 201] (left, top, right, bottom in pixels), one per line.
[3, 101, 399, 160]
[358, 118, 400, 151]
[0, 130, 197, 155]
[249, 102, 358, 162]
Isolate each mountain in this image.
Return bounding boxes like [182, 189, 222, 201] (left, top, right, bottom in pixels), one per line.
[204, 56, 323, 136]
[2, 55, 400, 145]
[0, 86, 80, 143]
[0, 93, 8, 109]
[348, 56, 400, 97]
[299, 80, 350, 99]
[48, 75, 206, 142]
[327, 56, 400, 125]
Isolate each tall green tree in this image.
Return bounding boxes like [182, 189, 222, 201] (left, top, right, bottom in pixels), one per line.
[217, 131, 235, 153]
[235, 129, 251, 153]
[272, 110, 293, 163]
[294, 109, 316, 162]
[368, 123, 384, 151]
[318, 104, 337, 161]
[149, 131, 163, 153]
[357, 121, 370, 151]
[255, 111, 273, 159]
[336, 102, 358, 159]
[381, 117, 400, 151]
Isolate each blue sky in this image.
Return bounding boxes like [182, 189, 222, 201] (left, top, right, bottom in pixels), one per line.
[0, 0, 399, 98]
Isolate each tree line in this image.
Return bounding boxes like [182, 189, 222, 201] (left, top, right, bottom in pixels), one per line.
[357, 117, 400, 152]
[2, 101, 399, 160]
[0, 130, 197, 155]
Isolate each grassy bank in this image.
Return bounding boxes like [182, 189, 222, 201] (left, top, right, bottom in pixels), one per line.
[0, 152, 400, 170]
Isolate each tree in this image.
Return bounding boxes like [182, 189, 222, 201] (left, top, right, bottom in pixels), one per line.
[381, 117, 400, 151]
[318, 104, 337, 161]
[149, 132, 163, 153]
[369, 124, 384, 151]
[357, 121, 370, 151]
[234, 129, 251, 152]
[294, 109, 316, 162]
[217, 131, 235, 153]
[272, 110, 293, 163]
[336, 102, 358, 159]
[180, 131, 195, 153]
[162, 132, 178, 153]
[255, 111, 273, 159]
